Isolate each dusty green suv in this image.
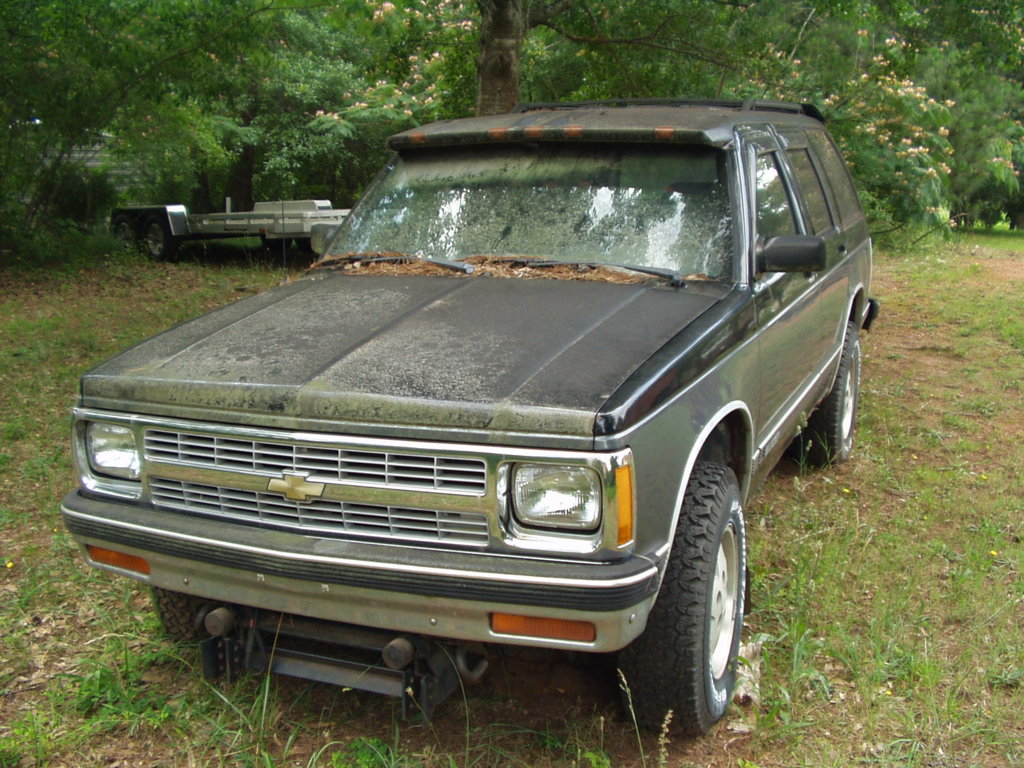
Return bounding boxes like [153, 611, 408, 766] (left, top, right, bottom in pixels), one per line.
[64, 99, 876, 733]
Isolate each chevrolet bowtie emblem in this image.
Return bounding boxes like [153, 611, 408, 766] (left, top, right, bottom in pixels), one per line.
[267, 472, 325, 503]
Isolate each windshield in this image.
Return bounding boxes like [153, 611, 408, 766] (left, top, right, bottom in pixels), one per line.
[326, 143, 733, 279]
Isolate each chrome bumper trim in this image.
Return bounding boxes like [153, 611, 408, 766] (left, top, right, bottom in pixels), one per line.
[62, 495, 660, 613]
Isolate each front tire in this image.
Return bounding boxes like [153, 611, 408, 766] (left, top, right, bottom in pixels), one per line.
[151, 587, 210, 642]
[618, 462, 746, 734]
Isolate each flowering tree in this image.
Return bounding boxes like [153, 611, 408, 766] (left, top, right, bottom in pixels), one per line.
[5, 0, 1024, 255]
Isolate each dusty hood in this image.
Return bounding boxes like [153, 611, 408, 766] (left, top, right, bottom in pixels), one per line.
[81, 273, 725, 438]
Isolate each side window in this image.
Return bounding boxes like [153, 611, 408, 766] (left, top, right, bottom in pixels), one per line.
[806, 130, 863, 226]
[755, 153, 797, 239]
[787, 148, 833, 234]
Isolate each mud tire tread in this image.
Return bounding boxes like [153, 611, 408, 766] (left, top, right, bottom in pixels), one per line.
[151, 587, 209, 642]
[805, 321, 861, 466]
[617, 461, 745, 735]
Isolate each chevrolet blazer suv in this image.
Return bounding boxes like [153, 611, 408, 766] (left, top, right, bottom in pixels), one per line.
[63, 99, 877, 734]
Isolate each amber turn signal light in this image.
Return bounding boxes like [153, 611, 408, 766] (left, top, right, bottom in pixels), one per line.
[491, 612, 596, 642]
[615, 464, 634, 547]
[87, 545, 150, 575]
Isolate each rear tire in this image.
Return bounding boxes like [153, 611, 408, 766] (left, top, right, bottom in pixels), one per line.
[805, 321, 861, 466]
[618, 462, 746, 734]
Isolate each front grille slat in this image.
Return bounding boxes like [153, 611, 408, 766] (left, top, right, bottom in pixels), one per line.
[144, 429, 487, 494]
[143, 429, 490, 547]
[146, 478, 490, 548]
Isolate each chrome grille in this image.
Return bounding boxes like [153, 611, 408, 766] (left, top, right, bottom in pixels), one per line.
[144, 429, 487, 494]
[149, 478, 490, 547]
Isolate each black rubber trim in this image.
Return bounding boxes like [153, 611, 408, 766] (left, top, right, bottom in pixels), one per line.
[63, 510, 658, 613]
[863, 297, 880, 331]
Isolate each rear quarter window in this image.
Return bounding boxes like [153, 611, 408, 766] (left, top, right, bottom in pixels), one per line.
[786, 148, 833, 235]
[806, 130, 864, 227]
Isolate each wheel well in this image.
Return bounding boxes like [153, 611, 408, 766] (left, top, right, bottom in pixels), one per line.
[850, 288, 865, 329]
[695, 411, 750, 496]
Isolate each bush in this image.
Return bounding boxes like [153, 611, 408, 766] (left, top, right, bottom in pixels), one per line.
[0, 221, 124, 274]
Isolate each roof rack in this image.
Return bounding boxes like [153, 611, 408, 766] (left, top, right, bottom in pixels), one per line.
[513, 98, 825, 123]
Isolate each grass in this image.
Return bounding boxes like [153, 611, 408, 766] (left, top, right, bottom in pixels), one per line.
[957, 225, 1024, 254]
[1, 233, 1023, 766]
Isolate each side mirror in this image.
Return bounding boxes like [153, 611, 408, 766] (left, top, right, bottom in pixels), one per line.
[757, 235, 826, 273]
[309, 222, 339, 256]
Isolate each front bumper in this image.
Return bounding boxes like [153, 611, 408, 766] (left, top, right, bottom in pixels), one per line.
[62, 490, 663, 652]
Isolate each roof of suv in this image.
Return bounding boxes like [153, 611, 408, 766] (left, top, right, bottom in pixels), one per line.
[388, 99, 825, 151]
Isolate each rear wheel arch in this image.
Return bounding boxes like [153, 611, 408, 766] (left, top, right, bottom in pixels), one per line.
[849, 287, 867, 331]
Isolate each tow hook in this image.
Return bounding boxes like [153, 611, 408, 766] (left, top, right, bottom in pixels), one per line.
[455, 645, 489, 682]
[203, 606, 236, 637]
[382, 636, 416, 670]
[196, 607, 486, 719]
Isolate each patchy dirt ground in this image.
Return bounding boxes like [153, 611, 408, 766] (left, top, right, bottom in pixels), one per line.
[2, 241, 1022, 767]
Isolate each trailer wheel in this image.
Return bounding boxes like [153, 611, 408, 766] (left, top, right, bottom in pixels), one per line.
[143, 216, 180, 261]
[112, 214, 138, 247]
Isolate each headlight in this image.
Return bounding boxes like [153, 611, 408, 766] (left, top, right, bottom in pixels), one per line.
[511, 464, 601, 530]
[86, 422, 140, 480]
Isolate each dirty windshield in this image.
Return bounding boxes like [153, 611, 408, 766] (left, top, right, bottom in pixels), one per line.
[326, 143, 733, 279]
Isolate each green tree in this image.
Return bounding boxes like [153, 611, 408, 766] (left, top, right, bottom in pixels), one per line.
[5, 0, 1024, 259]
[149, 9, 365, 211]
[918, 46, 1023, 226]
[0, 0, 274, 249]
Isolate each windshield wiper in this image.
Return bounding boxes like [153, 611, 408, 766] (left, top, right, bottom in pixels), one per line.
[528, 260, 687, 287]
[314, 251, 474, 275]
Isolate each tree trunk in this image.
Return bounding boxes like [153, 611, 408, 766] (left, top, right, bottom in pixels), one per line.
[193, 170, 215, 213]
[476, 0, 527, 116]
[225, 143, 256, 213]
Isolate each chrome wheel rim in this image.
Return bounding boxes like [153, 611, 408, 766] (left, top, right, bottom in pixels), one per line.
[840, 342, 860, 447]
[709, 521, 739, 680]
[145, 223, 165, 258]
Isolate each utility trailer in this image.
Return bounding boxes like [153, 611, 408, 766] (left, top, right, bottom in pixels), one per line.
[111, 200, 349, 260]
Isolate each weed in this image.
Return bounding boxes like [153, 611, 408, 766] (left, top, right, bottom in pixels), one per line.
[655, 710, 673, 768]
[3, 235, 1024, 766]
[70, 660, 171, 726]
[328, 736, 420, 768]
[988, 667, 1023, 690]
[0, 417, 27, 442]
[616, 669, 649, 768]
